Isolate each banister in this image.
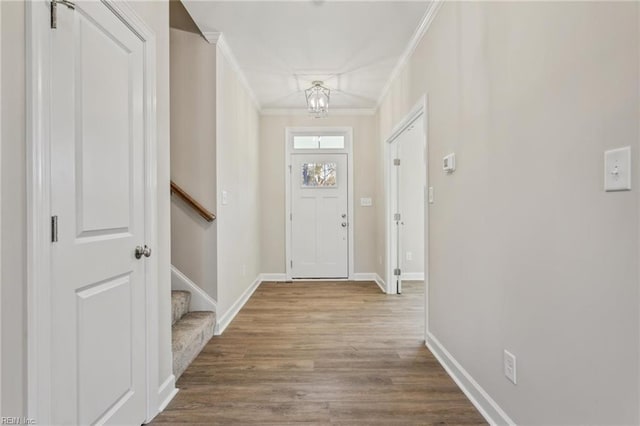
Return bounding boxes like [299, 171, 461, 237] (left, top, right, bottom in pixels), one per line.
[170, 180, 216, 222]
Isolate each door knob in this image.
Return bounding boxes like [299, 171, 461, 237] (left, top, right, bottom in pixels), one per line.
[341, 222, 348, 228]
[135, 245, 152, 259]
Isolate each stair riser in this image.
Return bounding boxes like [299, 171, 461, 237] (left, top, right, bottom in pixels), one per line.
[172, 311, 216, 379]
[172, 291, 192, 325]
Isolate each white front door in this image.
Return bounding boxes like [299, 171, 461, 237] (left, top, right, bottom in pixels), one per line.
[50, 2, 147, 424]
[290, 153, 349, 278]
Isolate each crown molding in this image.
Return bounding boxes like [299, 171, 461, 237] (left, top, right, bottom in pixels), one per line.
[202, 31, 262, 112]
[201, 31, 221, 44]
[376, 0, 444, 108]
[260, 108, 376, 117]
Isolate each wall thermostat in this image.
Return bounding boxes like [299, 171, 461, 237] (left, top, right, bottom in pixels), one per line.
[443, 153, 456, 173]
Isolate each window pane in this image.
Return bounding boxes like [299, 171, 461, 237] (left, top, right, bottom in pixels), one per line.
[293, 135, 345, 150]
[293, 136, 319, 149]
[318, 135, 345, 149]
[302, 163, 337, 187]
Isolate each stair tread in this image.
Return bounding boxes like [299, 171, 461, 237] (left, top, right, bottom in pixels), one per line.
[172, 311, 216, 379]
[172, 311, 215, 350]
[171, 290, 191, 325]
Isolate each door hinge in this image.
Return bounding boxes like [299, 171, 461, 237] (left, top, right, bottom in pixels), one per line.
[290, 260, 293, 268]
[51, 215, 58, 242]
[393, 268, 401, 276]
[394, 213, 401, 221]
[51, 0, 75, 29]
[288, 164, 292, 173]
[393, 158, 401, 166]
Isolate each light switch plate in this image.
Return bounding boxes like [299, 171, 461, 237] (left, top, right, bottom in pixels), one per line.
[360, 197, 372, 207]
[443, 153, 456, 173]
[604, 146, 631, 192]
[504, 350, 517, 385]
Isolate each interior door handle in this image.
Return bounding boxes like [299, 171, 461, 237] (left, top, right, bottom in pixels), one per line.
[135, 245, 152, 259]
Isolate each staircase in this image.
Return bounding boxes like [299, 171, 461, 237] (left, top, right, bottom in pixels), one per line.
[171, 290, 216, 379]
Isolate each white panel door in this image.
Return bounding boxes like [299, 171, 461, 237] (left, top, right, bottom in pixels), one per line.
[390, 140, 403, 294]
[50, 2, 147, 424]
[291, 154, 348, 278]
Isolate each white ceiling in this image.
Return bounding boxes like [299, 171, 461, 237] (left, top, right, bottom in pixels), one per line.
[182, 1, 432, 112]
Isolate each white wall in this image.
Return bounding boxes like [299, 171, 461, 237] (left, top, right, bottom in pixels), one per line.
[0, 0, 173, 417]
[215, 47, 262, 317]
[1, 0, 26, 416]
[260, 114, 378, 276]
[377, 2, 639, 423]
[170, 27, 218, 299]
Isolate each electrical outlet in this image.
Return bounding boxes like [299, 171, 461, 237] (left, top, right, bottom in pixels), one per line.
[406, 251, 413, 261]
[504, 350, 517, 385]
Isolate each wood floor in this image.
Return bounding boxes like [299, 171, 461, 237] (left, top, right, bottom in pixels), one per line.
[152, 281, 486, 425]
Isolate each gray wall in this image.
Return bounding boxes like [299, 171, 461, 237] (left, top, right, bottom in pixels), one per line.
[214, 48, 262, 316]
[170, 26, 218, 299]
[1, 0, 26, 416]
[377, 2, 639, 423]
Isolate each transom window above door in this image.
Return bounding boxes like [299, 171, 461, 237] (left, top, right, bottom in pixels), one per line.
[293, 135, 345, 150]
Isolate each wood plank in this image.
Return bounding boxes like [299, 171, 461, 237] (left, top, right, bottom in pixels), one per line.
[151, 281, 486, 425]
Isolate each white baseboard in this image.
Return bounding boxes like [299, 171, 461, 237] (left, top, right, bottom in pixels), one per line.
[374, 274, 386, 293]
[171, 265, 217, 313]
[260, 273, 287, 282]
[352, 272, 387, 294]
[402, 272, 424, 281]
[215, 275, 262, 335]
[157, 374, 178, 413]
[426, 332, 514, 425]
[352, 272, 376, 281]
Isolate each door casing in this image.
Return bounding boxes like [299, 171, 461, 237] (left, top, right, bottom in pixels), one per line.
[285, 127, 354, 281]
[26, 1, 160, 423]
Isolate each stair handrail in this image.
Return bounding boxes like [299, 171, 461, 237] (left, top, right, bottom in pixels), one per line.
[170, 180, 216, 222]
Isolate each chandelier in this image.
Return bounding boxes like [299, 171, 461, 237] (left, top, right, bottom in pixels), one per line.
[305, 81, 330, 118]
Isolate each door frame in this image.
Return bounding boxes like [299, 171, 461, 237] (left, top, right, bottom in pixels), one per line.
[285, 127, 354, 281]
[26, 1, 159, 423]
[0, 0, 3, 413]
[384, 95, 429, 334]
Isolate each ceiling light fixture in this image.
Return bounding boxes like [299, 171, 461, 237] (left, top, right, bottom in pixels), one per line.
[305, 81, 330, 118]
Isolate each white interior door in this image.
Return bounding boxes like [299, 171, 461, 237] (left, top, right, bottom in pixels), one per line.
[50, 2, 147, 424]
[291, 153, 348, 278]
[398, 120, 426, 289]
[390, 141, 403, 294]
[390, 116, 426, 294]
